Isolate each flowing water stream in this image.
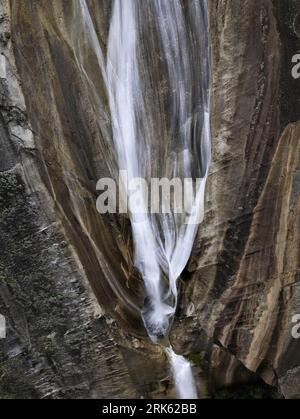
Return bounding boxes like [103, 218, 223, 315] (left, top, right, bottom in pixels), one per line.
[74, 0, 211, 399]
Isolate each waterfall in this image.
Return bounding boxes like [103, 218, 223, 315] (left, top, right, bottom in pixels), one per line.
[106, 0, 211, 340]
[166, 348, 198, 399]
[75, 0, 211, 399]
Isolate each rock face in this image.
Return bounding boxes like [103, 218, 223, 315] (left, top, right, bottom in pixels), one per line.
[0, 0, 165, 399]
[0, 0, 299, 399]
[172, 0, 300, 398]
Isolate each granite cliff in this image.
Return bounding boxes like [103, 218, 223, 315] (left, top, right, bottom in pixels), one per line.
[0, 0, 299, 399]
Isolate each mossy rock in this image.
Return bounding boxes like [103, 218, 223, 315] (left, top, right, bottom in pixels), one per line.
[0, 356, 40, 399]
[187, 352, 209, 371]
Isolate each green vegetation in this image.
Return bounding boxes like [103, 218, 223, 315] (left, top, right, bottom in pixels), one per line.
[187, 352, 209, 372]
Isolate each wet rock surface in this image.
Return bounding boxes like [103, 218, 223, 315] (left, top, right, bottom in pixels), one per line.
[0, 0, 299, 399]
[173, 0, 300, 399]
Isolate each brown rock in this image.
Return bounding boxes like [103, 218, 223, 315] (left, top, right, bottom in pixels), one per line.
[0, 0, 299, 399]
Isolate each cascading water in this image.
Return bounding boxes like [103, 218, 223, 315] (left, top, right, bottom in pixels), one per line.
[73, 0, 211, 399]
[166, 348, 198, 399]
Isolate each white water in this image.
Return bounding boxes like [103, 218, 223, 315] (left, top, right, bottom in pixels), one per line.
[106, 0, 211, 341]
[166, 348, 198, 399]
[74, 0, 211, 399]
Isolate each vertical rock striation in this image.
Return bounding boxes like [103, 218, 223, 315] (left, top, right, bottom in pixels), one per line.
[0, 0, 299, 398]
[172, 0, 300, 398]
[0, 0, 166, 399]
